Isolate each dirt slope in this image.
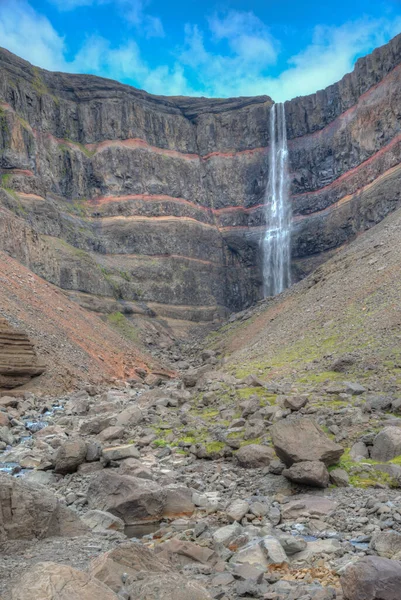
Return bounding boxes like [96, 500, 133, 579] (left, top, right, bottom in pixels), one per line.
[0, 251, 162, 393]
[211, 205, 401, 392]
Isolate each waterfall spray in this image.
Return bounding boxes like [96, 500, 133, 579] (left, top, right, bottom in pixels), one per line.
[262, 102, 291, 297]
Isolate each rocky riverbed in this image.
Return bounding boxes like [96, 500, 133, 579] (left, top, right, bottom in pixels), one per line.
[1, 337, 401, 600]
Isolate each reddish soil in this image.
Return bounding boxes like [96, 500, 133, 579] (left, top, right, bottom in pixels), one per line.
[0, 251, 160, 394]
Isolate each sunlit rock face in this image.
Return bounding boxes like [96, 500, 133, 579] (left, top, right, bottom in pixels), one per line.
[1, 33, 401, 323]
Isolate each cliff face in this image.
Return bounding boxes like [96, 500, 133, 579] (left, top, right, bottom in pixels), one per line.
[1, 33, 401, 325]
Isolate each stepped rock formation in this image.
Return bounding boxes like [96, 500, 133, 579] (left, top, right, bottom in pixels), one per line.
[0, 317, 45, 389]
[1, 34, 401, 325]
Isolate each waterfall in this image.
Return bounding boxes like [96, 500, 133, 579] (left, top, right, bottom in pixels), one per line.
[262, 102, 291, 297]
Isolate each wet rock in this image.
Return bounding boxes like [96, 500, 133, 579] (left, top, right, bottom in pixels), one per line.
[271, 418, 343, 466]
[283, 460, 330, 487]
[371, 427, 401, 461]
[235, 444, 274, 468]
[340, 555, 401, 600]
[54, 438, 87, 475]
[11, 562, 118, 600]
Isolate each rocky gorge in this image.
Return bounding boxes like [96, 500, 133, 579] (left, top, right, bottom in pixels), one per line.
[1, 30, 401, 600]
[1, 33, 401, 326]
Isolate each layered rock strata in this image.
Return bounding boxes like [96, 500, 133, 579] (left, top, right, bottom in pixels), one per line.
[0, 317, 45, 389]
[1, 33, 401, 322]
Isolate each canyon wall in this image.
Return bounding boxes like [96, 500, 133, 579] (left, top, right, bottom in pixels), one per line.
[1, 33, 401, 325]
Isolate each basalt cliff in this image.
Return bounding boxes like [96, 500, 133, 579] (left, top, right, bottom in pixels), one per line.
[1, 34, 401, 327]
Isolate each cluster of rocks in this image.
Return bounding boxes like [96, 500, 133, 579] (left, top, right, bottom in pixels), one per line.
[1, 355, 401, 599]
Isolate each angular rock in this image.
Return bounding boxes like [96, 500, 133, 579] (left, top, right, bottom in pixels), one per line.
[102, 444, 140, 461]
[345, 382, 367, 395]
[235, 444, 274, 468]
[278, 534, 307, 555]
[90, 542, 170, 592]
[11, 562, 118, 600]
[260, 535, 289, 565]
[371, 427, 401, 461]
[283, 460, 330, 487]
[54, 438, 87, 475]
[127, 572, 212, 600]
[81, 510, 125, 533]
[341, 555, 401, 600]
[155, 539, 215, 566]
[213, 523, 243, 546]
[350, 441, 369, 461]
[283, 395, 309, 411]
[281, 495, 337, 520]
[329, 467, 350, 487]
[226, 499, 249, 522]
[88, 471, 193, 524]
[0, 472, 86, 541]
[370, 531, 401, 559]
[271, 418, 343, 466]
[115, 405, 143, 428]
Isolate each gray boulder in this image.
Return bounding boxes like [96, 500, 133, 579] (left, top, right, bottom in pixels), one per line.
[54, 438, 87, 475]
[235, 444, 274, 468]
[370, 531, 401, 559]
[271, 418, 343, 466]
[371, 427, 401, 461]
[282, 460, 330, 488]
[341, 555, 401, 600]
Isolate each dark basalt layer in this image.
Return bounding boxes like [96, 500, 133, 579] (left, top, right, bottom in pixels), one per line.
[1, 34, 401, 323]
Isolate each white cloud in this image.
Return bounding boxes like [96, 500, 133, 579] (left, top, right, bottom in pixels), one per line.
[180, 15, 401, 101]
[70, 35, 192, 94]
[48, 0, 164, 38]
[0, 2, 400, 101]
[0, 0, 67, 71]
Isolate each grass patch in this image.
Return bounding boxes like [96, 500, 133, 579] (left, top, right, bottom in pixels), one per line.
[106, 312, 140, 343]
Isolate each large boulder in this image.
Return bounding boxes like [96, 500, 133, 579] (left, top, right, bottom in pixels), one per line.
[90, 542, 170, 592]
[371, 427, 401, 462]
[54, 438, 87, 474]
[235, 444, 274, 468]
[341, 556, 401, 600]
[87, 471, 193, 525]
[0, 473, 86, 542]
[370, 531, 401, 559]
[127, 572, 212, 600]
[11, 562, 118, 600]
[271, 418, 343, 466]
[282, 460, 330, 488]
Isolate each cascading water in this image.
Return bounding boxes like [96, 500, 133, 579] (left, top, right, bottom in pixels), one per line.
[262, 102, 292, 297]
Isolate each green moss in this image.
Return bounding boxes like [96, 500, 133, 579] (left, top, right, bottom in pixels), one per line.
[239, 437, 262, 447]
[330, 448, 398, 488]
[32, 67, 48, 96]
[205, 441, 225, 454]
[106, 312, 139, 343]
[153, 439, 169, 448]
[297, 371, 342, 385]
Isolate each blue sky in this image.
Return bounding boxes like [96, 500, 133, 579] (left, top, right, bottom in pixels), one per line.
[1, 0, 401, 100]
